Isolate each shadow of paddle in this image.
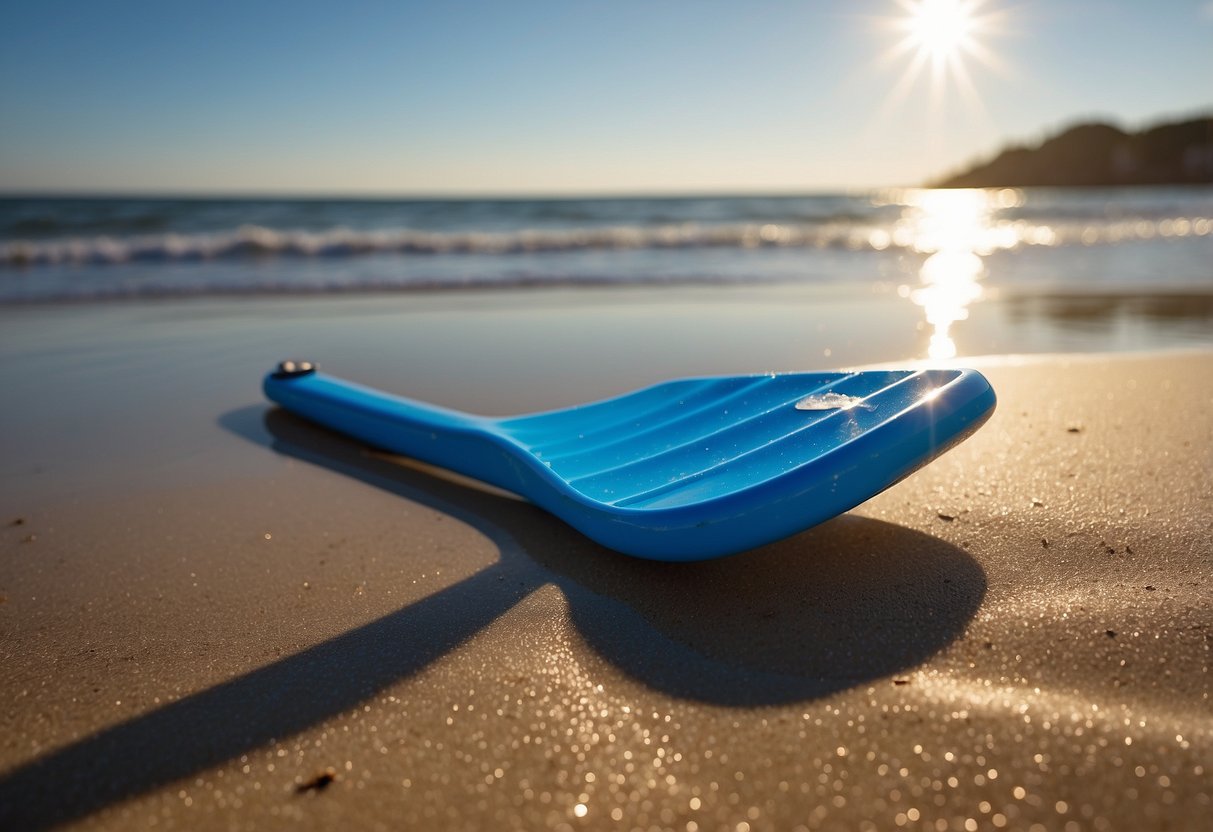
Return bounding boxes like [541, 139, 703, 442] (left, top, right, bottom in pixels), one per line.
[0, 405, 985, 830]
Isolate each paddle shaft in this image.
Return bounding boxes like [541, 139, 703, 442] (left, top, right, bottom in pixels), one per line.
[263, 370, 528, 494]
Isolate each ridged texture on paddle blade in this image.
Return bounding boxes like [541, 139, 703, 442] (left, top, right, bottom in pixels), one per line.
[502, 370, 953, 507]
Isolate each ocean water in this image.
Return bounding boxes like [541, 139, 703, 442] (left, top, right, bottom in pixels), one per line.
[2, 188, 1211, 358]
[2, 188, 1210, 299]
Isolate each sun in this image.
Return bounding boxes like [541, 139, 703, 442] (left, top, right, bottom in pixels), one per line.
[905, 0, 977, 61]
[882, 0, 1004, 107]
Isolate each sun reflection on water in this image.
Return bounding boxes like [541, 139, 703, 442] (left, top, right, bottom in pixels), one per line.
[894, 188, 1016, 359]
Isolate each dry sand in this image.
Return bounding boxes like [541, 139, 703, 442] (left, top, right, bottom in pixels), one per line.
[0, 294, 1210, 830]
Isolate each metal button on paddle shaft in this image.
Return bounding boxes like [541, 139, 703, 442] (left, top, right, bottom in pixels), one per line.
[273, 360, 317, 379]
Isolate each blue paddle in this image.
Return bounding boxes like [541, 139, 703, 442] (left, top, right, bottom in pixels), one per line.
[264, 362, 994, 561]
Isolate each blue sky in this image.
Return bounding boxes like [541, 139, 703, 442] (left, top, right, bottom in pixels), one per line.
[1, 0, 1210, 194]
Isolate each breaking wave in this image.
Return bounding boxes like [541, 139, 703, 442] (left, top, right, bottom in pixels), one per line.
[3, 216, 1210, 267]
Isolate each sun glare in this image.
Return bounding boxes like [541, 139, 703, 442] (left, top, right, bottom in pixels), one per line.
[882, 0, 1004, 107]
[907, 0, 976, 60]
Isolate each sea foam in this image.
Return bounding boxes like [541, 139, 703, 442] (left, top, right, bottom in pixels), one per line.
[3, 216, 1209, 267]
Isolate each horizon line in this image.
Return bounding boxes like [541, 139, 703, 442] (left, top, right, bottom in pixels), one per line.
[5, 182, 1212, 201]
[0, 186, 917, 201]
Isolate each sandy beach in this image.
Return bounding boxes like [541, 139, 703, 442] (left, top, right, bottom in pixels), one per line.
[0, 289, 1210, 830]
[4, 0, 1212, 825]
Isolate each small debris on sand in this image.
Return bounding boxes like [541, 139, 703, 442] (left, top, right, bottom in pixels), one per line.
[296, 768, 337, 794]
[1041, 538, 1049, 548]
[1106, 630, 1117, 638]
[1145, 585, 1156, 591]
[1067, 425, 1084, 433]
[892, 678, 910, 686]
[936, 512, 956, 522]
[8, 517, 25, 527]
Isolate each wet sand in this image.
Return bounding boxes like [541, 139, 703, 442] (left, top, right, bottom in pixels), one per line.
[0, 291, 1210, 830]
